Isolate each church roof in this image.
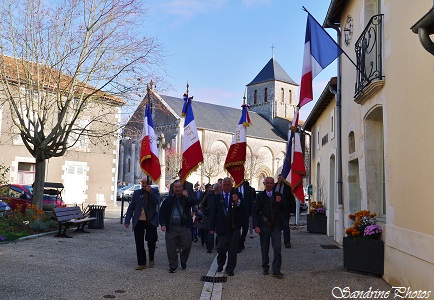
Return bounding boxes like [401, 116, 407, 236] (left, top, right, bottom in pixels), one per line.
[159, 95, 287, 142]
[247, 57, 298, 86]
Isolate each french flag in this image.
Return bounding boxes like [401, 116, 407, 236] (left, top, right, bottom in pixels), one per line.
[299, 12, 343, 108]
[140, 97, 161, 182]
[180, 94, 203, 184]
[224, 103, 251, 188]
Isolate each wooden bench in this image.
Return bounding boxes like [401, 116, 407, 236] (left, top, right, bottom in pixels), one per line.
[53, 206, 97, 238]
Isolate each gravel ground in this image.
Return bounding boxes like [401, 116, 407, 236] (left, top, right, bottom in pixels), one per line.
[0, 206, 392, 300]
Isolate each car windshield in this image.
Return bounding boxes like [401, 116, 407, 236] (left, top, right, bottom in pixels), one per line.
[120, 185, 134, 191]
[24, 185, 60, 199]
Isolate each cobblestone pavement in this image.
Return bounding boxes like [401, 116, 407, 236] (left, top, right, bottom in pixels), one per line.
[0, 205, 391, 300]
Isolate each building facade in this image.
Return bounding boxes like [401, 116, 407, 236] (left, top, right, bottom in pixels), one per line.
[320, 0, 434, 290]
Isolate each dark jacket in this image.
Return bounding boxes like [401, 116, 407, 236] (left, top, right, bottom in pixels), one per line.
[159, 193, 196, 231]
[124, 188, 159, 229]
[252, 190, 286, 231]
[237, 182, 256, 219]
[209, 191, 243, 235]
[274, 181, 295, 217]
[199, 191, 217, 230]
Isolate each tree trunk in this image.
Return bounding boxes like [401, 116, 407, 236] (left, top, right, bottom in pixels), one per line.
[33, 158, 46, 210]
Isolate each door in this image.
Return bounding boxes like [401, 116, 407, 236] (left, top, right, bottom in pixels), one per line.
[63, 162, 87, 205]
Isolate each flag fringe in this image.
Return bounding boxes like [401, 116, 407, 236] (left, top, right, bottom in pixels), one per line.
[224, 160, 245, 169]
[233, 179, 244, 188]
[181, 162, 202, 185]
[140, 155, 151, 163]
[140, 167, 161, 183]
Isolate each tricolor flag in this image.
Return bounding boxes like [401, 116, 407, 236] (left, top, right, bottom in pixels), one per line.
[140, 96, 161, 182]
[299, 12, 343, 108]
[224, 103, 251, 188]
[180, 94, 203, 184]
[282, 10, 342, 201]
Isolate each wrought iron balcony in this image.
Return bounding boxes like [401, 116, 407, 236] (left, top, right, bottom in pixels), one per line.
[354, 14, 384, 100]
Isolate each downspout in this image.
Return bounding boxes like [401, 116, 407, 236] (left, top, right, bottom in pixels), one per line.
[327, 23, 343, 209]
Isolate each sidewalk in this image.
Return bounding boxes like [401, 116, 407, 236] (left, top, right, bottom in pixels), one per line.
[0, 205, 391, 300]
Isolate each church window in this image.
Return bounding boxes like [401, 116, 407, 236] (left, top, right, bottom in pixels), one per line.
[280, 88, 284, 103]
[264, 88, 268, 102]
[289, 90, 292, 104]
[254, 90, 257, 104]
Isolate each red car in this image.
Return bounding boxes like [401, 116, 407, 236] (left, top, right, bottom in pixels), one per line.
[0, 183, 65, 213]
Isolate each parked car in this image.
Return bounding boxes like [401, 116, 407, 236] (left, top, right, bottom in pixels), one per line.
[116, 184, 134, 201]
[0, 183, 65, 213]
[122, 184, 160, 202]
[0, 200, 11, 217]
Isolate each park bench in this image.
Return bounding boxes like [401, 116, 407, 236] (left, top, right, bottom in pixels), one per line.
[53, 206, 97, 238]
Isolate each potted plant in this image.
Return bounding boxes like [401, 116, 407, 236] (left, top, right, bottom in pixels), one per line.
[343, 210, 384, 275]
[307, 201, 327, 234]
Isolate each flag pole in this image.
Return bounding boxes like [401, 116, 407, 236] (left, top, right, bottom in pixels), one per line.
[146, 83, 151, 186]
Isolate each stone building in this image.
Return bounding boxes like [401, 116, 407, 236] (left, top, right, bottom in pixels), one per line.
[118, 57, 299, 191]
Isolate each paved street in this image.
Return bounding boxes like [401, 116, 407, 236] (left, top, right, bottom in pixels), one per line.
[0, 205, 392, 300]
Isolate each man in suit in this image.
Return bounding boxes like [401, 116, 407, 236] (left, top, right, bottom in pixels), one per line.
[209, 177, 242, 276]
[274, 174, 296, 248]
[253, 176, 286, 278]
[237, 180, 256, 252]
[159, 180, 196, 273]
[124, 176, 160, 270]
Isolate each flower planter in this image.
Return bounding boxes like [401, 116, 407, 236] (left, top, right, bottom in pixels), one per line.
[343, 237, 384, 275]
[307, 214, 327, 234]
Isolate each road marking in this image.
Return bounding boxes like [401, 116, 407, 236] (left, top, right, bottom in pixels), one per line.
[200, 255, 225, 300]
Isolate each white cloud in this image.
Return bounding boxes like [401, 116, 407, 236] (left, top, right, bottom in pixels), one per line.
[159, 0, 227, 18]
[241, 0, 272, 7]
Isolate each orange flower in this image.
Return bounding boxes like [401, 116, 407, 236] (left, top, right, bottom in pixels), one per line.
[348, 214, 355, 220]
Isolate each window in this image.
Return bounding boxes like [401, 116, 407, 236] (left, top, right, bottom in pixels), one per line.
[317, 126, 321, 150]
[254, 90, 257, 105]
[17, 162, 36, 184]
[264, 88, 268, 102]
[280, 88, 284, 103]
[289, 90, 292, 105]
[349, 131, 355, 154]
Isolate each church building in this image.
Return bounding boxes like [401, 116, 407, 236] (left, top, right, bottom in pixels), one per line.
[118, 57, 300, 191]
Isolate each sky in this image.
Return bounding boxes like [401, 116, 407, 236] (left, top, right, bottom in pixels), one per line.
[138, 0, 337, 122]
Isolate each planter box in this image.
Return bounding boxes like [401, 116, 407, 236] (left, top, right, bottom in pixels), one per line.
[343, 237, 384, 275]
[307, 214, 327, 234]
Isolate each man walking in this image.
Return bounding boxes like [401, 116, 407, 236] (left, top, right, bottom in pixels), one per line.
[253, 177, 286, 278]
[124, 176, 160, 270]
[159, 180, 196, 273]
[274, 174, 295, 248]
[209, 178, 242, 276]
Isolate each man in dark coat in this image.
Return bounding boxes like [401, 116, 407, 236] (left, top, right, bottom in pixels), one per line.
[237, 180, 256, 252]
[124, 176, 160, 270]
[209, 178, 242, 276]
[199, 183, 216, 251]
[159, 180, 196, 273]
[169, 168, 194, 199]
[274, 174, 296, 248]
[253, 176, 286, 278]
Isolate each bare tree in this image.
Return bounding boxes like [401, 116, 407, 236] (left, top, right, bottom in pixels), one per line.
[202, 148, 226, 183]
[0, 0, 163, 208]
[244, 152, 266, 183]
[165, 148, 182, 180]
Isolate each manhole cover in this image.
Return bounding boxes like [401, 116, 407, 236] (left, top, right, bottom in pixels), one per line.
[201, 275, 227, 283]
[320, 244, 340, 249]
[103, 295, 116, 299]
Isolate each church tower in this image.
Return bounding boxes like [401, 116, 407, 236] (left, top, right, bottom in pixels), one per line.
[246, 57, 299, 129]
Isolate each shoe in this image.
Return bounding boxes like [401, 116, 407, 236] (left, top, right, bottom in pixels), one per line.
[207, 249, 212, 253]
[217, 265, 223, 272]
[226, 270, 234, 276]
[135, 265, 146, 270]
[148, 261, 154, 268]
[272, 271, 284, 278]
[181, 262, 187, 269]
[169, 268, 177, 273]
[262, 269, 269, 275]
[193, 238, 198, 242]
[249, 234, 254, 239]
[285, 243, 292, 248]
